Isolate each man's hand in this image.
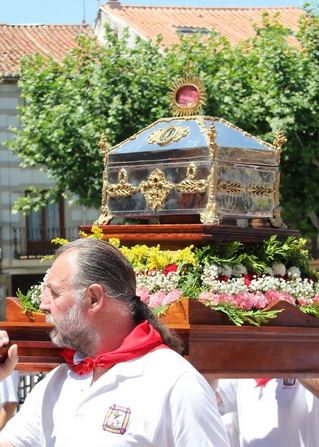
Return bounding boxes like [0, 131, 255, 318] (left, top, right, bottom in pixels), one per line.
[0, 331, 18, 381]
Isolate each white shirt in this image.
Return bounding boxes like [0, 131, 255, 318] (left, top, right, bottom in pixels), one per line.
[1, 349, 229, 447]
[0, 371, 19, 404]
[217, 378, 319, 447]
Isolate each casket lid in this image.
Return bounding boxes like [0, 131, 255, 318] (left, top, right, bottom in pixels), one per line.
[108, 116, 278, 166]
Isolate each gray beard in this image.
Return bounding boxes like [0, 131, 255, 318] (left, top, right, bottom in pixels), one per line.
[46, 303, 96, 353]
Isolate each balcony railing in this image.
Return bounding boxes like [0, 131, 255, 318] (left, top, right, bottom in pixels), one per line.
[12, 227, 80, 259]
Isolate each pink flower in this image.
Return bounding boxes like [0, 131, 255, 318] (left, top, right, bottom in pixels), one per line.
[251, 292, 268, 309]
[198, 292, 221, 306]
[162, 289, 183, 305]
[137, 287, 150, 305]
[148, 291, 166, 308]
[234, 292, 255, 310]
[264, 290, 295, 306]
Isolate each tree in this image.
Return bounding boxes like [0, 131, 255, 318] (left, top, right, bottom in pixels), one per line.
[8, 28, 171, 210]
[7, 13, 319, 240]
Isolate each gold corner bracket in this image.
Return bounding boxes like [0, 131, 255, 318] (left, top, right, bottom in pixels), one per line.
[95, 133, 112, 225]
[273, 129, 287, 164]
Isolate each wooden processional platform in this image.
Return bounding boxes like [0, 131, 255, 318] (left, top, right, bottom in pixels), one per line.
[1, 223, 318, 378]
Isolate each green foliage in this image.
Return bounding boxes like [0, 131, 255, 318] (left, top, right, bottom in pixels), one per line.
[192, 236, 314, 276]
[7, 27, 171, 209]
[208, 303, 284, 326]
[299, 303, 319, 318]
[259, 235, 313, 274]
[5, 13, 319, 238]
[16, 287, 42, 313]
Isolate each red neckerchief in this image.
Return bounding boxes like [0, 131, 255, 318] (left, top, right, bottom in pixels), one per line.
[62, 320, 168, 376]
[255, 378, 272, 387]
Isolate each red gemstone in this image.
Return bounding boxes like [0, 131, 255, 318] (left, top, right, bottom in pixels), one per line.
[176, 85, 199, 107]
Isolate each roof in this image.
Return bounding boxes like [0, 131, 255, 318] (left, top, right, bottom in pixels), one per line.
[0, 24, 92, 80]
[100, 2, 305, 47]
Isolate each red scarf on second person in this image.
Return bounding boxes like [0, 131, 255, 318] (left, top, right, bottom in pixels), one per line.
[62, 320, 168, 376]
[255, 378, 272, 387]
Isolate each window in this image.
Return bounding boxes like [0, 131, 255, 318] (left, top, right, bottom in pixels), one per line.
[175, 26, 210, 35]
[26, 194, 65, 257]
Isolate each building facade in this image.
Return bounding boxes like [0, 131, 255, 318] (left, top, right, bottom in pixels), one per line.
[0, 25, 98, 301]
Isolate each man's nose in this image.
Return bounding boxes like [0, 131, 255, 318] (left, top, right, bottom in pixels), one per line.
[39, 286, 51, 311]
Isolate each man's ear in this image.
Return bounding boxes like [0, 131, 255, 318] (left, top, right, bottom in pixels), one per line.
[86, 283, 105, 311]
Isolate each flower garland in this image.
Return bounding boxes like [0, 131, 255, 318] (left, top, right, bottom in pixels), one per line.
[114, 235, 319, 326]
[16, 229, 319, 326]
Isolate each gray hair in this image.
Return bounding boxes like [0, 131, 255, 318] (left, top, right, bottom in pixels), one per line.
[56, 238, 136, 302]
[55, 238, 183, 353]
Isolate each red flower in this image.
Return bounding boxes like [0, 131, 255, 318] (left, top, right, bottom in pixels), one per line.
[163, 264, 178, 275]
[243, 274, 254, 286]
[218, 275, 229, 282]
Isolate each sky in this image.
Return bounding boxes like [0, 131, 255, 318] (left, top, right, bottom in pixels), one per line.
[1, 0, 306, 26]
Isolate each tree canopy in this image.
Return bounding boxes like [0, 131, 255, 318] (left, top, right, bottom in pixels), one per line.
[7, 10, 319, 239]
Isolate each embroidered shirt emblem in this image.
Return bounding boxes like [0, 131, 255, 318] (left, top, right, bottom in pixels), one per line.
[103, 404, 131, 435]
[282, 378, 296, 387]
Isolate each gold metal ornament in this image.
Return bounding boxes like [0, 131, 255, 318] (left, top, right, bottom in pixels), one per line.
[269, 171, 286, 228]
[175, 164, 207, 194]
[170, 69, 206, 117]
[273, 129, 287, 163]
[217, 181, 274, 197]
[208, 123, 218, 160]
[96, 134, 112, 225]
[246, 185, 274, 197]
[217, 181, 242, 195]
[107, 169, 137, 198]
[200, 165, 221, 224]
[147, 125, 190, 146]
[138, 169, 174, 211]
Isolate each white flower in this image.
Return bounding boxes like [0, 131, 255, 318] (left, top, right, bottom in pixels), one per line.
[232, 264, 248, 277]
[272, 262, 286, 277]
[218, 265, 232, 277]
[202, 265, 219, 285]
[287, 266, 301, 278]
[264, 267, 274, 276]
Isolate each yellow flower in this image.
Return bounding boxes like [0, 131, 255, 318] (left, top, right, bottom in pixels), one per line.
[118, 243, 196, 271]
[79, 225, 104, 240]
[51, 237, 69, 246]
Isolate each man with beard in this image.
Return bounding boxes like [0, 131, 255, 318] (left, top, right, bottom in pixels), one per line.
[0, 238, 229, 447]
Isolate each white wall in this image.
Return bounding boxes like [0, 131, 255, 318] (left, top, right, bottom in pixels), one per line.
[0, 81, 99, 278]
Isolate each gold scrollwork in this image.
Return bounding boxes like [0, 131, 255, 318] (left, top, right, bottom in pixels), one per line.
[138, 169, 173, 211]
[175, 163, 207, 194]
[95, 134, 112, 225]
[147, 125, 189, 146]
[107, 169, 137, 198]
[200, 165, 221, 224]
[217, 181, 242, 195]
[217, 181, 274, 197]
[208, 124, 218, 160]
[273, 129, 287, 163]
[246, 185, 274, 197]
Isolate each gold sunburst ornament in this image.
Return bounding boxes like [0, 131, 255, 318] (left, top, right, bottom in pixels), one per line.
[170, 71, 206, 117]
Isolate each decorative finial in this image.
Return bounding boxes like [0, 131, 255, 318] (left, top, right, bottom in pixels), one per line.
[95, 134, 112, 225]
[272, 129, 287, 163]
[99, 133, 111, 163]
[170, 63, 206, 117]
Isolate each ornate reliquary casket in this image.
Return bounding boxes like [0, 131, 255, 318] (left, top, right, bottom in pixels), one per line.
[98, 74, 286, 226]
